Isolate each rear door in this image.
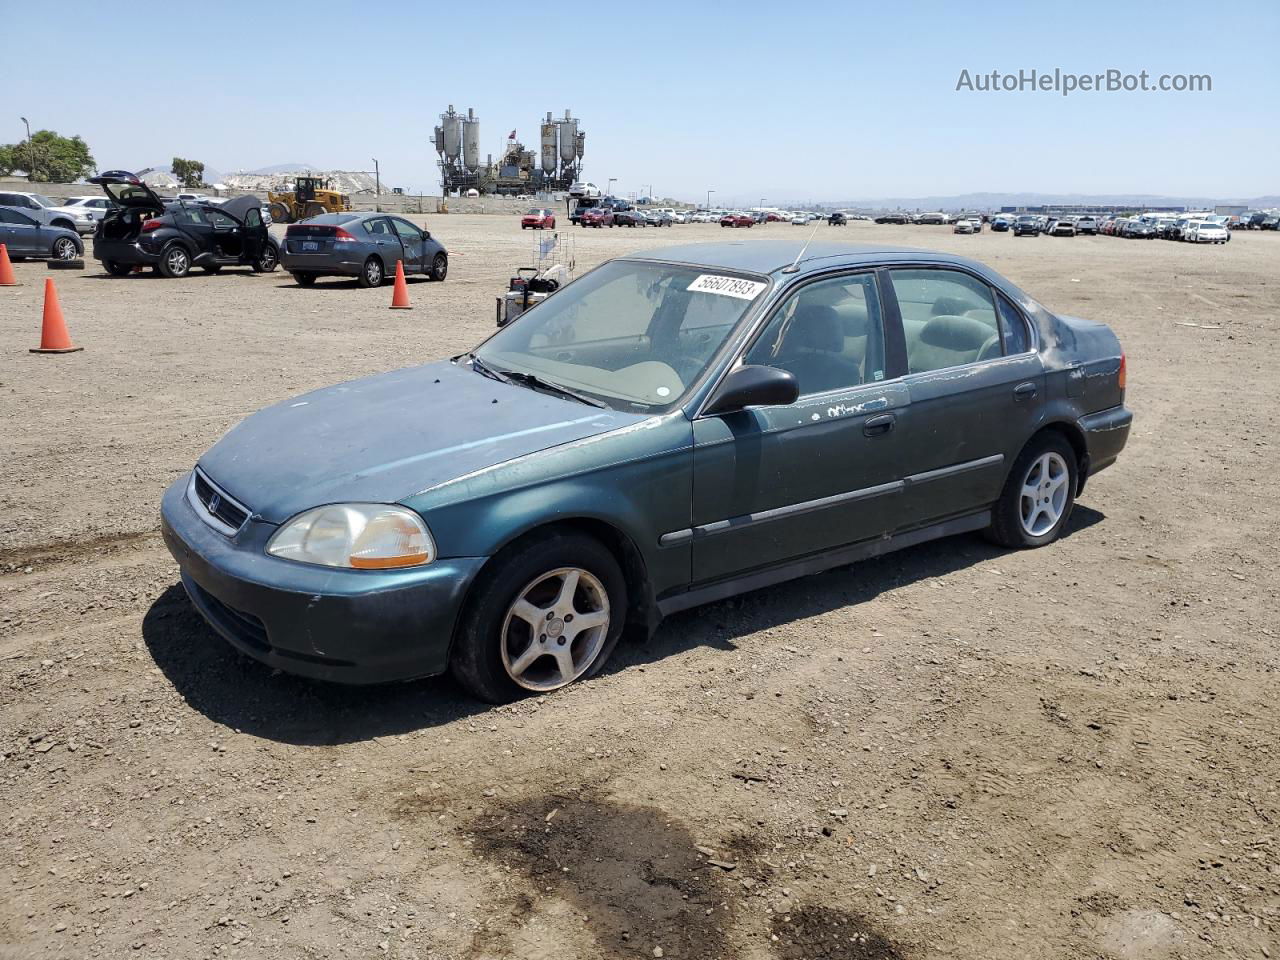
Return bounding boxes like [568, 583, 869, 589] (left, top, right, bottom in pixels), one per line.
[361, 216, 399, 270]
[882, 266, 1044, 529]
[389, 217, 425, 272]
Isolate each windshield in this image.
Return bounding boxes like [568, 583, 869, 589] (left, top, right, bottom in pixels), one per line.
[474, 259, 767, 413]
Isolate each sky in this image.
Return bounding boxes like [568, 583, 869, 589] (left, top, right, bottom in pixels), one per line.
[5, 0, 1277, 204]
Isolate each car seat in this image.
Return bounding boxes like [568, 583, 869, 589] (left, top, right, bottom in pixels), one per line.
[773, 304, 865, 394]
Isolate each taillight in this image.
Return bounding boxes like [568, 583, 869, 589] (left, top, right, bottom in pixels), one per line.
[141, 219, 162, 232]
[1118, 352, 1127, 391]
[333, 228, 357, 242]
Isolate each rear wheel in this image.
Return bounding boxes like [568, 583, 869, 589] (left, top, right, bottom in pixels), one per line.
[450, 532, 627, 703]
[103, 260, 132, 277]
[358, 256, 383, 288]
[430, 252, 448, 281]
[987, 433, 1077, 548]
[293, 272, 317, 286]
[157, 245, 191, 279]
[51, 237, 79, 261]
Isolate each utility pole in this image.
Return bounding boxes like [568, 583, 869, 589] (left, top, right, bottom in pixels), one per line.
[20, 117, 36, 181]
[706, 188, 714, 210]
[373, 158, 381, 211]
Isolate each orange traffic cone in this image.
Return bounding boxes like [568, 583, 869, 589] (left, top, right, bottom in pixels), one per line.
[0, 243, 17, 286]
[390, 260, 412, 309]
[30, 279, 83, 354]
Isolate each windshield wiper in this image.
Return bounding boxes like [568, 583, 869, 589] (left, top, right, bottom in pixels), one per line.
[503, 370, 607, 408]
[464, 353, 513, 385]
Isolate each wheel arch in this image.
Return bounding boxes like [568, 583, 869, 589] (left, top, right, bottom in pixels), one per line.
[449, 516, 658, 666]
[1018, 420, 1089, 494]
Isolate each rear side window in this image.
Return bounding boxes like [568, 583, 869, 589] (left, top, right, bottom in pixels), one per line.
[997, 295, 1030, 354]
[888, 268, 1001, 373]
[363, 217, 392, 236]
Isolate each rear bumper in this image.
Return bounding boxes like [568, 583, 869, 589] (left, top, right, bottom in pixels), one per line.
[92, 238, 159, 265]
[1079, 404, 1132, 478]
[280, 250, 366, 276]
[160, 474, 485, 684]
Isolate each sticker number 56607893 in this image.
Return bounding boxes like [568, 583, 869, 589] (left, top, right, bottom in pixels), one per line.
[687, 274, 768, 300]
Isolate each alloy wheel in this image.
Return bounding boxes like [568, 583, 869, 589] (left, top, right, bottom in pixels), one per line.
[1020, 452, 1069, 537]
[366, 259, 382, 285]
[166, 248, 188, 275]
[499, 567, 610, 692]
[54, 238, 78, 260]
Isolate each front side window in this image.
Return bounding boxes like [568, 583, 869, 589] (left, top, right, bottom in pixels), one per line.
[890, 268, 1001, 373]
[390, 218, 420, 240]
[745, 273, 886, 395]
[476, 259, 766, 412]
[206, 210, 236, 229]
[243, 208, 262, 228]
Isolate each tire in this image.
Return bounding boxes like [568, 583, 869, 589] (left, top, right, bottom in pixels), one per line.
[430, 252, 448, 281]
[51, 237, 79, 261]
[103, 260, 132, 277]
[157, 244, 191, 279]
[986, 433, 1077, 548]
[268, 202, 291, 225]
[357, 256, 383, 288]
[450, 531, 627, 703]
[252, 243, 279, 273]
[293, 272, 317, 286]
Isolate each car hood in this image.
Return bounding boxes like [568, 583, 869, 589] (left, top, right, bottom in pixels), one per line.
[197, 359, 644, 524]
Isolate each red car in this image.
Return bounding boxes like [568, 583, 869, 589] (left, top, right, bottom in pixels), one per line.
[580, 208, 614, 228]
[521, 208, 556, 230]
[720, 213, 754, 228]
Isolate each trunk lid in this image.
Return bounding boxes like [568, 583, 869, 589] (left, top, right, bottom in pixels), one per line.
[88, 171, 166, 213]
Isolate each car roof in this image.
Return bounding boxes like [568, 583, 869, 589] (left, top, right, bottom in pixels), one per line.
[625, 241, 985, 277]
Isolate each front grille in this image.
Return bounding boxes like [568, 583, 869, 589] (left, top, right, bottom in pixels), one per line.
[193, 470, 250, 532]
[191, 580, 270, 652]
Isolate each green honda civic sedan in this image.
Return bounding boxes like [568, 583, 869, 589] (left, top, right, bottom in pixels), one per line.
[160, 241, 1130, 702]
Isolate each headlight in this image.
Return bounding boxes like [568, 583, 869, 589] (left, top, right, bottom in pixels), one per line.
[266, 504, 435, 569]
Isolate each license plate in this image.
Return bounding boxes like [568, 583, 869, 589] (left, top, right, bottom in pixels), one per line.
[303, 241, 318, 251]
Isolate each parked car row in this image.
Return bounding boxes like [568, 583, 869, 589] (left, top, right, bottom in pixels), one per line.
[1099, 214, 1232, 243]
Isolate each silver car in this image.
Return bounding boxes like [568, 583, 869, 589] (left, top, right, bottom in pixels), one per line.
[281, 212, 448, 288]
[0, 191, 84, 233]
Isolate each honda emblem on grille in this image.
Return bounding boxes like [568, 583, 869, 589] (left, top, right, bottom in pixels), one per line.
[207, 493, 222, 515]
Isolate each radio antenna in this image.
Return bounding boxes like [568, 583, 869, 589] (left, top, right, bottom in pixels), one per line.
[782, 224, 821, 273]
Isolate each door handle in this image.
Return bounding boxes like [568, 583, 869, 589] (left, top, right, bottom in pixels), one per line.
[1013, 382, 1038, 401]
[863, 413, 895, 437]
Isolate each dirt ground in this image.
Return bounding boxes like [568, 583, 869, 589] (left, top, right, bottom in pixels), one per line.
[2, 216, 1278, 960]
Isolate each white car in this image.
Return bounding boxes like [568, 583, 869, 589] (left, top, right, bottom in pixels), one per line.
[791, 214, 809, 225]
[1186, 221, 1229, 244]
[953, 218, 982, 234]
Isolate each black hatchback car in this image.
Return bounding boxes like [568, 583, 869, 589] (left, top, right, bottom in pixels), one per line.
[89, 171, 279, 278]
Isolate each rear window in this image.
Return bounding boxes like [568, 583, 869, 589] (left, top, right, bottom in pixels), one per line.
[305, 213, 359, 226]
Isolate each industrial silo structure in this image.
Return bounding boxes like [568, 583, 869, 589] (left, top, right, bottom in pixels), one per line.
[441, 105, 462, 161]
[462, 108, 481, 172]
[540, 113, 558, 176]
[557, 110, 578, 165]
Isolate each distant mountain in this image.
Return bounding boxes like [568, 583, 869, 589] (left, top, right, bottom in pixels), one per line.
[825, 191, 1278, 211]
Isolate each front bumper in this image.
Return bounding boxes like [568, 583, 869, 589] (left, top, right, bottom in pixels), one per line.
[160, 473, 485, 684]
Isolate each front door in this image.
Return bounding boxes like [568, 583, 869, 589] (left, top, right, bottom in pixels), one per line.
[882, 267, 1045, 528]
[390, 218, 425, 272]
[690, 271, 908, 584]
[239, 206, 265, 264]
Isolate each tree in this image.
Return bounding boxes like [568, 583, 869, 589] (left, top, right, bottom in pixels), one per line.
[0, 130, 95, 182]
[171, 157, 206, 189]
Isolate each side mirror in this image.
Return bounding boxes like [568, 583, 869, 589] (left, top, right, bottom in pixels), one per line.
[421, 231, 430, 240]
[704, 364, 798, 416]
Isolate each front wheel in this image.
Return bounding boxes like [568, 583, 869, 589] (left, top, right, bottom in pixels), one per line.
[357, 256, 383, 288]
[157, 245, 191, 279]
[450, 532, 627, 703]
[987, 434, 1077, 548]
[252, 243, 278, 273]
[430, 252, 448, 281]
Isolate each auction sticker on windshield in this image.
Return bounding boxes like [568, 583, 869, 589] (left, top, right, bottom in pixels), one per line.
[687, 274, 768, 300]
